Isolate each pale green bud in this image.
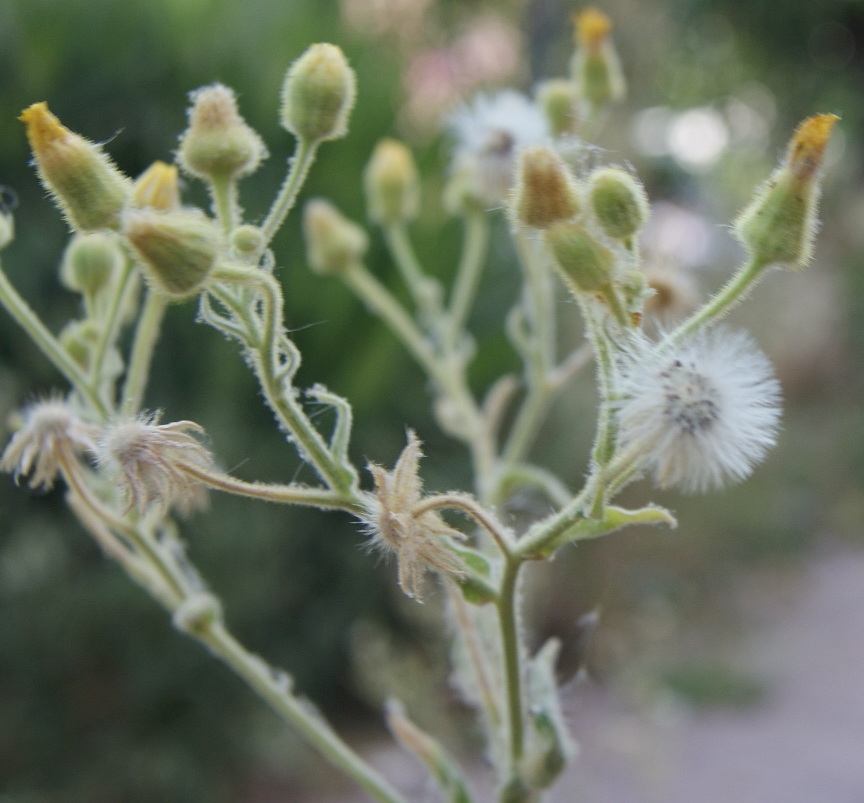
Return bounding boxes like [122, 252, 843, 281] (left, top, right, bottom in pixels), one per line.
[123, 208, 221, 300]
[734, 113, 839, 269]
[509, 145, 581, 229]
[132, 161, 181, 210]
[280, 44, 356, 143]
[303, 199, 368, 274]
[19, 102, 131, 231]
[364, 139, 420, 224]
[545, 220, 630, 326]
[60, 231, 124, 296]
[571, 9, 625, 113]
[588, 167, 649, 242]
[545, 221, 614, 293]
[231, 224, 265, 258]
[178, 84, 267, 182]
[536, 79, 578, 138]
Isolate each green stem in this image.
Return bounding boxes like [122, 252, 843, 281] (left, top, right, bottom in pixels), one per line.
[260, 137, 318, 249]
[179, 461, 359, 512]
[209, 175, 239, 235]
[212, 267, 359, 495]
[666, 255, 767, 346]
[120, 289, 168, 416]
[497, 555, 525, 773]
[500, 228, 557, 471]
[383, 223, 441, 320]
[0, 259, 109, 417]
[199, 621, 410, 803]
[90, 258, 138, 405]
[342, 262, 495, 488]
[446, 211, 489, 349]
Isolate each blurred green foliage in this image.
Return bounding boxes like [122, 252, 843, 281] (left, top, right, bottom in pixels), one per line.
[1, 0, 862, 799]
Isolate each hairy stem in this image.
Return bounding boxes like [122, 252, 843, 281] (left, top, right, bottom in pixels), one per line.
[121, 289, 167, 416]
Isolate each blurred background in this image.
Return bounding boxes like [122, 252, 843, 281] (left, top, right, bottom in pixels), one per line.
[0, 0, 862, 800]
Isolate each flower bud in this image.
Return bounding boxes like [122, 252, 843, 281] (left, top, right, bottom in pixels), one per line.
[280, 44, 356, 143]
[545, 221, 613, 293]
[545, 220, 629, 326]
[19, 102, 130, 231]
[60, 231, 124, 296]
[133, 161, 181, 210]
[571, 8, 625, 113]
[509, 145, 581, 229]
[536, 79, 578, 138]
[231, 224, 265, 259]
[588, 166, 649, 242]
[123, 208, 221, 300]
[60, 320, 100, 370]
[303, 199, 368, 274]
[734, 113, 839, 269]
[363, 139, 420, 224]
[178, 84, 267, 182]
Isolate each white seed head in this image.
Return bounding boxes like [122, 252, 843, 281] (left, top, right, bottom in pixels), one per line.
[447, 90, 550, 207]
[617, 329, 782, 493]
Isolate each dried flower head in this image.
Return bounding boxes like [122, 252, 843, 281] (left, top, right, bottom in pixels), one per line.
[448, 90, 550, 206]
[1, 399, 97, 489]
[95, 416, 213, 514]
[362, 431, 466, 600]
[617, 329, 782, 493]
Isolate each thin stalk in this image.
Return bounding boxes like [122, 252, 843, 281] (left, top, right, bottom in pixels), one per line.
[342, 262, 496, 488]
[582, 304, 617, 518]
[259, 137, 318, 248]
[178, 461, 359, 512]
[446, 211, 489, 349]
[120, 290, 168, 416]
[411, 492, 512, 554]
[666, 255, 767, 346]
[213, 267, 359, 495]
[499, 229, 557, 472]
[208, 175, 239, 234]
[199, 621, 410, 803]
[90, 258, 138, 402]
[57, 449, 189, 604]
[0, 261, 109, 417]
[383, 223, 440, 320]
[497, 555, 525, 773]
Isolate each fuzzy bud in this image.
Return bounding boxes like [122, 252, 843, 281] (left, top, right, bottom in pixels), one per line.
[509, 146, 580, 229]
[545, 221, 613, 293]
[734, 113, 839, 269]
[364, 139, 420, 224]
[19, 102, 130, 231]
[133, 161, 181, 210]
[546, 220, 630, 326]
[60, 231, 124, 296]
[303, 198, 368, 274]
[231, 224, 265, 259]
[177, 84, 267, 183]
[123, 208, 221, 300]
[280, 44, 356, 143]
[536, 79, 578, 138]
[571, 8, 626, 112]
[588, 166, 649, 242]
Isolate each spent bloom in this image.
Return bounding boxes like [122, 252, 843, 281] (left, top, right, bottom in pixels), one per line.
[1, 399, 98, 489]
[362, 431, 466, 600]
[616, 329, 781, 493]
[447, 90, 550, 206]
[94, 416, 213, 515]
